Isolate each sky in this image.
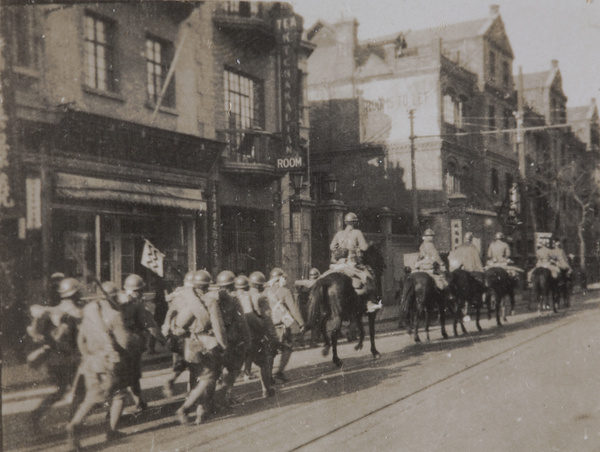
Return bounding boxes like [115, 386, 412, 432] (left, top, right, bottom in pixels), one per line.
[290, 0, 600, 108]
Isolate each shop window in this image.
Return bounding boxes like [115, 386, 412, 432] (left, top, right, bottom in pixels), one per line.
[224, 69, 264, 130]
[13, 8, 40, 69]
[84, 13, 117, 92]
[445, 161, 462, 195]
[146, 35, 176, 108]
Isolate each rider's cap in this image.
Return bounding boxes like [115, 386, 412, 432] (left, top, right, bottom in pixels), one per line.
[58, 277, 81, 298]
[308, 268, 321, 280]
[344, 212, 358, 223]
[423, 229, 435, 237]
[495, 232, 505, 240]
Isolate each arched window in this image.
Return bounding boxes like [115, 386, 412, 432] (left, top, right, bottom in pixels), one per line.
[443, 94, 455, 125]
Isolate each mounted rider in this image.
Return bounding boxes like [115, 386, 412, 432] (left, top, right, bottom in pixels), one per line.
[448, 232, 484, 279]
[551, 238, 573, 277]
[329, 212, 381, 312]
[486, 232, 523, 278]
[527, 237, 561, 283]
[414, 229, 448, 290]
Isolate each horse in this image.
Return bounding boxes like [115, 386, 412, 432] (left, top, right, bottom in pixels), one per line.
[484, 266, 516, 325]
[529, 266, 559, 313]
[446, 269, 486, 334]
[398, 271, 448, 342]
[306, 246, 384, 367]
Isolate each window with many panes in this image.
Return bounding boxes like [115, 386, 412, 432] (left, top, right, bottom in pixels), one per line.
[224, 69, 264, 129]
[84, 13, 116, 92]
[146, 36, 176, 108]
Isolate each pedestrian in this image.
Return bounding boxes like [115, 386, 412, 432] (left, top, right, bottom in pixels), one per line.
[28, 277, 84, 430]
[161, 269, 212, 397]
[175, 275, 228, 425]
[118, 274, 165, 412]
[66, 282, 132, 450]
[265, 267, 305, 383]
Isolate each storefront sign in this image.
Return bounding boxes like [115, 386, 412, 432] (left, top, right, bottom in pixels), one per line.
[0, 75, 14, 210]
[451, 219, 462, 250]
[277, 155, 303, 170]
[274, 8, 302, 157]
[26, 177, 42, 229]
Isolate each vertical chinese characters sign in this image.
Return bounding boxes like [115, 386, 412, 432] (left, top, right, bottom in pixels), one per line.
[274, 9, 302, 157]
[0, 46, 15, 212]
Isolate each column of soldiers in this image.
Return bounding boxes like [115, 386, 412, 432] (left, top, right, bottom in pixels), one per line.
[26, 265, 305, 451]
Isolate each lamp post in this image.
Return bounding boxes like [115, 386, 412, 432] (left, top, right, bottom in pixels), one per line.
[324, 174, 338, 200]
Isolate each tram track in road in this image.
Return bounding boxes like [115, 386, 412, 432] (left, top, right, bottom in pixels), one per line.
[289, 304, 594, 452]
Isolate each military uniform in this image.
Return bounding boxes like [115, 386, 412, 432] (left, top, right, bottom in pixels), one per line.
[28, 296, 83, 425]
[528, 245, 561, 280]
[176, 289, 227, 425]
[415, 237, 448, 290]
[266, 280, 304, 381]
[487, 240, 511, 265]
[67, 296, 132, 447]
[214, 289, 252, 406]
[330, 226, 369, 265]
[449, 243, 484, 273]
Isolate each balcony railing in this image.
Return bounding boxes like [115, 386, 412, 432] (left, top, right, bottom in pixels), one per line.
[212, 1, 275, 45]
[213, 1, 267, 19]
[219, 129, 281, 175]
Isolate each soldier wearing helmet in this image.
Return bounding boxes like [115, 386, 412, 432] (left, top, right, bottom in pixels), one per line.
[449, 232, 484, 274]
[174, 269, 228, 425]
[551, 238, 572, 276]
[118, 274, 164, 412]
[29, 277, 84, 430]
[265, 267, 305, 383]
[201, 270, 251, 412]
[487, 232, 511, 266]
[415, 229, 448, 290]
[66, 280, 132, 449]
[330, 212, 369, 265]
[161, 269, 214, 397]
[243, 271, 277, 395]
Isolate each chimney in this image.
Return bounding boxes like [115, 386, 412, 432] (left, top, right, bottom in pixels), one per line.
[551, 59, 559, 69]
[490, 5, 499, 15]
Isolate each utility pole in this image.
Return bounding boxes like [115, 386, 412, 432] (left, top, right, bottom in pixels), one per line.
[409, 109, 419, 230]
[515, 66, 528, 266]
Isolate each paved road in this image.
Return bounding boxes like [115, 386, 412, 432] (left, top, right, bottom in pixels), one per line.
[4, 291, 600, 452]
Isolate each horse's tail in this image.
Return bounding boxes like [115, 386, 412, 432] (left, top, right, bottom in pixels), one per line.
[399, 275, 415, 326]
[307, 279, 324, 329]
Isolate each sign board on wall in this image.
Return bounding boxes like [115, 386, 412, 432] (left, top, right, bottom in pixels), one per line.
[451, 219, 462, 250]
[26, 177, 42, 230]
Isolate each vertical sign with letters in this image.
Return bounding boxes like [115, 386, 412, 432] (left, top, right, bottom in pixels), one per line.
[274, 7, 302, 158]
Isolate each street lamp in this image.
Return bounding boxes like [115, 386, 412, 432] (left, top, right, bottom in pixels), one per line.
[324, 174, 338, 199]
[290, 172, 304, 195]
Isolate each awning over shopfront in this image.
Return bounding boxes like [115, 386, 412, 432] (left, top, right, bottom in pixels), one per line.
[55, 173, 206, 211]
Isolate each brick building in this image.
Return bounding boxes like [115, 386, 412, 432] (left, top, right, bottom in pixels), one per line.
[0, 2, 312, 350]
[307, 5, 519, 265]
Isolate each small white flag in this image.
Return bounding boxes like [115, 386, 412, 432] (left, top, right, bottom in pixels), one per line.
[141, 240, 165, 277]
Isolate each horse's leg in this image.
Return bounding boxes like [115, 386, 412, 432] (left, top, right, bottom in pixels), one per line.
[354, 311, 366, 351]
[459, 301, 468, 334]
[412, 307, 421, 343]
[475, 299, 483, 332]
[320, 316, 331, 357]
[553, 282, 559, 314]
[501, 293, 508, 322]
[424, 309, 431, 342]
[367, 312, 380, 359]
[439, 297, 448, 339]
[485, 292, 492, 320]
[330, 317, 342, 368]
[496, 293, 503, 326]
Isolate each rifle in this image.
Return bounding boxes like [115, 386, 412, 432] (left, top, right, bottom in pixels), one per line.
[64, 242, 112, 300]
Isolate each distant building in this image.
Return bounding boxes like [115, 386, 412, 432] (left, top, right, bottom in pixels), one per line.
[307, 5, 519, 259]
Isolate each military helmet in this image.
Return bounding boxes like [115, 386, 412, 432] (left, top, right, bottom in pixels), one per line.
[344, 212, 359, 223]
[309, 268, 321, 280]
[123, 274, 145, 292]
[249, 271, 266, 287]
[216, 270, 236, 287]
[464, 232, 474, 242]
[193, 270, 212, 287]
[50, 272, 65, 281]
[234, 275, 249, 290]
[183, 271, 196, 287]
[58, 277, 80, 298]
[495, 232, 505, 240]
[101, 281, 119, 298]
[423, 228, 435, 237]
[269, 267, 286, 280]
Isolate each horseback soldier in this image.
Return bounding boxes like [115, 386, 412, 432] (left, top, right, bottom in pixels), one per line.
[161, 270, 212, 397]
[329, 213, 381, 312]
[208, 270, 251, 408]
[28, 277, 85, 431]
[265, 267, 305, 383]
[175, 273, 228, 425]
[414, 229, 448, 290]
[551, 239, 573, 277]
[118, 274, 165, 412]
[237, 273, 277, 398]
[487, 232, 524, 278]
[66, 282, 132, 450]
[449, 232, 484, 276]
[528, 238, 561, 284]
